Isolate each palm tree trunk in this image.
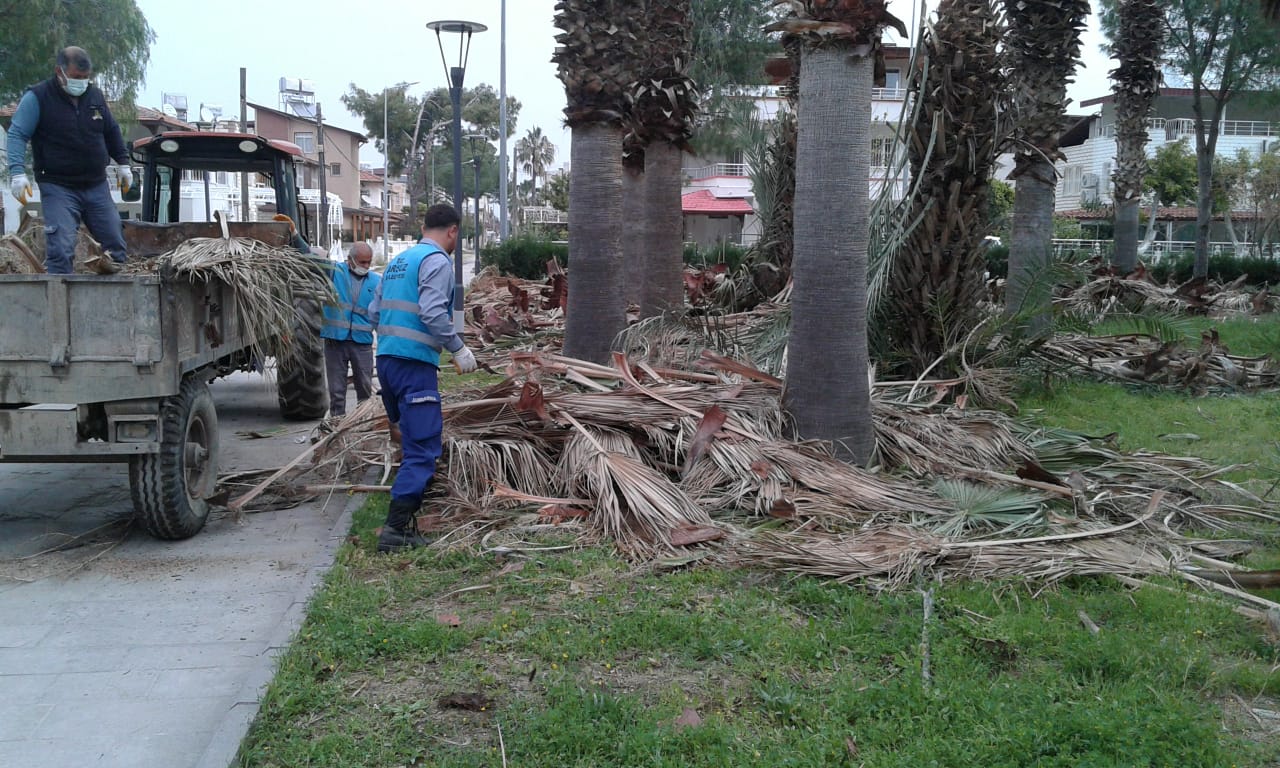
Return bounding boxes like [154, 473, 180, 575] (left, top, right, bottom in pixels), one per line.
[1005, 157, 1056, 332]
[784, 46, 874, 465]
[563, 123, 626, 363]
[1113, 198, 1140, 271]
[639, 143, 685, 316]
[622, 166, 645, 305]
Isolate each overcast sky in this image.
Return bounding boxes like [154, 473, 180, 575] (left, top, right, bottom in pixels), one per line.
[132, 0, 1117, 171]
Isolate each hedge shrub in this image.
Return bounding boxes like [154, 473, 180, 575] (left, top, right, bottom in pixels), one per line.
[479, 234, 568, 280]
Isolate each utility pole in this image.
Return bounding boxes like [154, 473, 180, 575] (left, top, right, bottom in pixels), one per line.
[239, 68, 249, 221]
[316, 103, 329, 249]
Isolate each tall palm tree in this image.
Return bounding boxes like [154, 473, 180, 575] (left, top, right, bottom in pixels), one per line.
[767, 1, 906, 466]
[1002, 0, 1090, 329]
[516, 126, 557, 203]
[886, 0, 1003, 377]
[1107, 0, 1165, 273]
[554, 0, 641, 363]
[632, 0, 699, 317]
[622, 136, 646, 305]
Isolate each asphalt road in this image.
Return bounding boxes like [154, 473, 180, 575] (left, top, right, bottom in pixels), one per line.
[0, 372, 359, 768]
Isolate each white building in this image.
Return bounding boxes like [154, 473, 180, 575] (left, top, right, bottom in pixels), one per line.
[1051, 88, 1279, 247]
[681, 46, 914, 248]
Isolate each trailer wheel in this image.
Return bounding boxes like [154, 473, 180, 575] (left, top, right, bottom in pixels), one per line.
[130, 377, 220, 540]
[277, 297, 328, 420]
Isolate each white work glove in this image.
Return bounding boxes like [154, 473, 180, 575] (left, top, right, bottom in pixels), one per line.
[10, 174, 32, 204]
[451, 346, 478, 374]
[116, 165, 133, 193]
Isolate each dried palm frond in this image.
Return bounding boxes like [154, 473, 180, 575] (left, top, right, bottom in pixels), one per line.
[559, 415, 712, 553]
[750, 528, 1180, 589]
[162, 217, 334, 370]
[1037, 333, 1279, 391]
[874, 403, 1035, 476]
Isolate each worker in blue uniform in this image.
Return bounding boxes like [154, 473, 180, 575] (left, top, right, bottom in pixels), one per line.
[368, 203, 477, 552]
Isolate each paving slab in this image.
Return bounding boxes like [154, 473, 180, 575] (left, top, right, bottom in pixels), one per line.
[0, 373, 362, 768]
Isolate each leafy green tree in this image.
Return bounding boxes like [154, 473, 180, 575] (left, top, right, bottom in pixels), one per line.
[1144, 138, 1198, 205]
[545, 169, 570, 212]
[342, 83, 519, 223]
[689, 0, 779, 156]
[1144, 0, 1280, 276]
[0, 0, 153, 106]
[989, 179, 1016, 240]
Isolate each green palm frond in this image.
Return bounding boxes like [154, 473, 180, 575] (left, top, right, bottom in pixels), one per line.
[927, 479, 1047, 538]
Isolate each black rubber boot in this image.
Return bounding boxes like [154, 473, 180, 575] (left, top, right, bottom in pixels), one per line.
[377, 498, 430, 553]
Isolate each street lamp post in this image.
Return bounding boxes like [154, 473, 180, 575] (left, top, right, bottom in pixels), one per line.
[427, 19, 487, 334]
[383, 81, 418, 258]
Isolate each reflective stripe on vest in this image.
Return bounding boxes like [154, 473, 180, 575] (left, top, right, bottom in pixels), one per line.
[321, 264, 379, 344]
[375, 244, 451, 366]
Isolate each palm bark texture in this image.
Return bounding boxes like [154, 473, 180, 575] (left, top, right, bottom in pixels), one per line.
[885, 0, 1003, 377]
[633, 0, 699, 317]
[1001, 0, 1089, 329]
[553, 0, 642, 363]
[767, 0, 907, 465]
[1109, 0, 1165, 273]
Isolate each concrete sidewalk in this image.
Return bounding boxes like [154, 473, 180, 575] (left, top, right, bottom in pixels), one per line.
[0, 374, 362, 768]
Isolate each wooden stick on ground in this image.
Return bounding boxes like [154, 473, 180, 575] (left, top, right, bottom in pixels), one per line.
[227, 428, 340, 512]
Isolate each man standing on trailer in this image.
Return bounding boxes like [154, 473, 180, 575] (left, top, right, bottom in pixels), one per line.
[6, 46, 132, 274]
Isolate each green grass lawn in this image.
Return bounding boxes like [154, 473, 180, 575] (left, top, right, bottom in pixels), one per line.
[237, 328, 1280, 768]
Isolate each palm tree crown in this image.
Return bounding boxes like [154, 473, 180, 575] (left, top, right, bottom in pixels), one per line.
[516, 127, 557, 199]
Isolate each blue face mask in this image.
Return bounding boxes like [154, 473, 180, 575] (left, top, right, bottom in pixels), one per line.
[60, 71, 89, 97]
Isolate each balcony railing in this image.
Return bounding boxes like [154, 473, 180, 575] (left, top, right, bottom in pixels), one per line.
[686, 163, 749, 180]
[522, 205, 568, 225]
[1052, 238, 1280, 262]
[1165, 118, 1279, 140]
[872, 87, 908, 100]
[1100, 118, 1166, 138]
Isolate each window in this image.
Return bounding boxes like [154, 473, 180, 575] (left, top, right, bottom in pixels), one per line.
[330, 163, 342, 176]
[293, 131, 315, 153]
[1062, 165, 1084, 196]
[883, 69, 901, 92]
[871, 137, 895, 168]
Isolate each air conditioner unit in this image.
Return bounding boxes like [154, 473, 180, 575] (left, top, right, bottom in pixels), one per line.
[1081, 187, 1100, 204]
[1081, 172, 1100, 188]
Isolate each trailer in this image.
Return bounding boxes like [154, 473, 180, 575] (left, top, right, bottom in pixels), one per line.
[0, 132, 329, 539]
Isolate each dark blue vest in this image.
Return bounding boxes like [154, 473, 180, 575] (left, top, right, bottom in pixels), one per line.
[30, 78, 114, 188]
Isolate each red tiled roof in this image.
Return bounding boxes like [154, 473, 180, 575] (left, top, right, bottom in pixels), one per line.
[359, 170, 381, 183]
[682, 189, 752, 215]
[0, 102, 193, 131]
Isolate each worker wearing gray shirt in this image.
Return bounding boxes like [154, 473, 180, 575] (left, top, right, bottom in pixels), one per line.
[368, 203, 478, 553]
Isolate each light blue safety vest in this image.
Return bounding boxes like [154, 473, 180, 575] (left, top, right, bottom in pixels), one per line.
[376, 243, 452, 366]
[321, 263, 381, 344]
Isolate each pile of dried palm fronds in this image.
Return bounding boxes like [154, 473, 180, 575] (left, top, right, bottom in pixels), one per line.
[162, 215, 333, 368]
[1038, 331, 1279, 391]
[463, 268, 566, 356]
[239, 349, 1280, 620]
[1063, 272, 1277, 318]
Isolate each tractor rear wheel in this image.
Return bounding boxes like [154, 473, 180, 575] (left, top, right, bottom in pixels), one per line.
[277, 297, 328, 420]
[130, 377, 219, 540]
